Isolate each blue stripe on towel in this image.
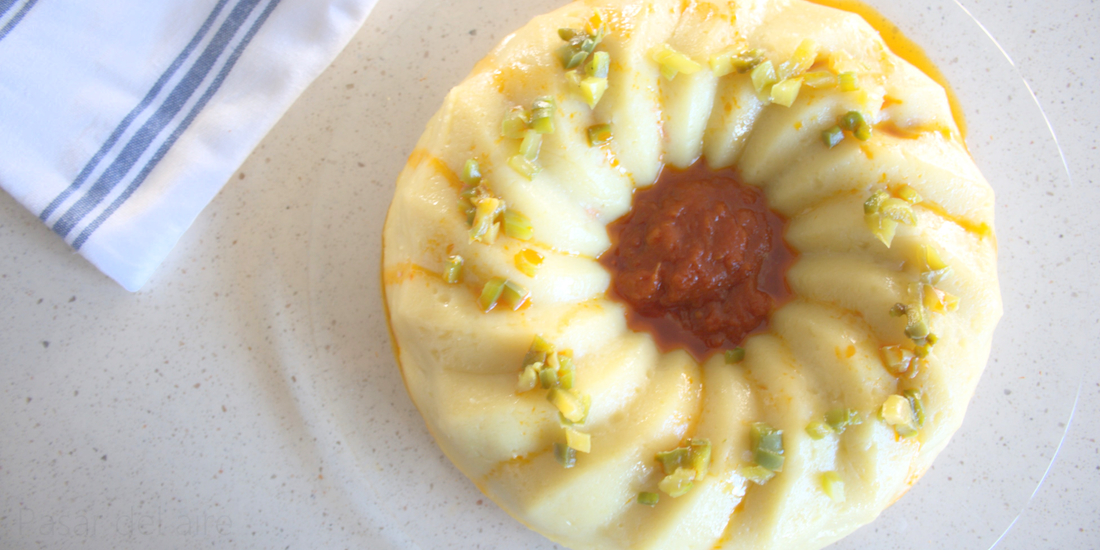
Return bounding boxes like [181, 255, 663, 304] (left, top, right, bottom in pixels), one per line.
[39, 0, 232, 222]
[50, 0, 264, 239]
[0, 0, 19, 18]
[71, 0, 283, 250]
[0, 0, 40, 43]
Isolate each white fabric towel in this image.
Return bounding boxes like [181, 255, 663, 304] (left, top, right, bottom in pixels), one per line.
[0, 0, 377, 291]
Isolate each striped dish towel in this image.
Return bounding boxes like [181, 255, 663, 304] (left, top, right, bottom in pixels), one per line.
[0, 0, 377, 291]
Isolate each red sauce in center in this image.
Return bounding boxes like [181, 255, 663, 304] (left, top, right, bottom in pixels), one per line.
[600, 162, 796, 362]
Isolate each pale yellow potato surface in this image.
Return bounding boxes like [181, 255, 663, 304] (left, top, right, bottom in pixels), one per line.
[382, 1, 1001, 549]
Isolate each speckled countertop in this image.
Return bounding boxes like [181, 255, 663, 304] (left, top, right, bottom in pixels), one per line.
[1, 0, 1097, 548]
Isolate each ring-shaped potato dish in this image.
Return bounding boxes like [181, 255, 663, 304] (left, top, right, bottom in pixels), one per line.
[382, 0, 1001, 548]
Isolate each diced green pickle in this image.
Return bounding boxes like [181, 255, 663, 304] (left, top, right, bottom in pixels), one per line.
[580, 76, 608, 108]
[554, 442, 577, 468]
[751, 60, 778, 94]
[587, 123, 613, 146]
[838, 71, 859, 91]
[443, 255, 464, 284]
[460, 159, 481, 186]
[658, 467, 695, 498]
[820, 471, 846, 502]
[770, 77, 803, 107]
[478, 277, 506, 312]
[821, 125, 844, 148]
[508, 155, 540, 180]
[637, 492, 660, 506]
[566, 428, 591, 453]
[586, 51, 610, 78]
[806, 421, 834, 440]
[803, 70, 836, 88]
[724, 347, 745, 364]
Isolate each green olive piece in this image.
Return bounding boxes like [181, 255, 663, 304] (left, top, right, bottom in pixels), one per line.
[805, 421, 834, 440]
[587, 123, 613, 146]
[554, 442, 577, 468]
[820, 471, 846, 502]
[460, 159, 481, 186]
[443, 255, 464, 284]
[502, 209, 534, 241]
[821, 125, 844, 148]
[724, 347, 746, 364]
[478, 277, 507, 312]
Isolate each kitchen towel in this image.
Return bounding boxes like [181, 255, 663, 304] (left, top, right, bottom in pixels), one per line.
[0, 0, 377, 291]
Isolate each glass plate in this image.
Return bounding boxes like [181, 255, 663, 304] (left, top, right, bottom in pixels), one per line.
[303, 0, 1081, 548]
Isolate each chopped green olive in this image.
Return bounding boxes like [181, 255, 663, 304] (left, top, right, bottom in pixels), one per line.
[469, 196, 502, 243]
[864, 189, 890, 214]
[825, 408, 863, 433]
[443, 255, 464, 284]
[558, 28, 579, 41]
[820, 471, 846, 502]
[853, 119, 873, 141]
[516, 364, 540, 393]
[587, 123, 613, 146]
[838, 110, 864, 132]
[724, 347, 745, 364]
[805, 421, 834, 440]
[514, 248, 544, 277]
[770, 77, 803, 107]
[580, 76, 608, 108]
[460, 159, 481, 186]
[524, 334, 554, 367]
[554, 442, 577, 468]
[821, 125, 844, 148]
[708, 47, 740, 77]
[548, 388, 589, 423]
[557, 354, 575, 389]
[777, 39, 819, 80]
[903, 389, 926, 428]
[502, 209, 533, 241]
[751, 422, 785, 472]
[518, 129, 542, 162]
[880, 197, 917, 225]
[881, 345, 916, 377]
[688, 439, 712, 480]
[586, 51, 610, 78]
[637, 492, 660, 506]
[558, 43, 589, 70]
[539, 364, 559, 389]
[508, 154, 540, 180]
[531, 96, 556, 134]
[566, 427, 591, 453]
[739, 464, 776, 485]
[751, 60, 778, 94]
[838, 71, 859, 91]
[500, 279, 530, 311]
[881, 394, 920, 438]
[802, 70, 836, 88]
[478, 277, 507, 312]
[897, 184, 923, 204]
[865, 212, 899, 247]
[501, 106, 531, 139]
[905, 305, 930, 340]
[732, 49, 765, 73]
[651, 44, 702, 80]
[658, 467, 695, 497]
[656, 447, 690, 475]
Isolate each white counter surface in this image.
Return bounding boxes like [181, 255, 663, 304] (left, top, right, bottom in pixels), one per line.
[2, 0, 1097, 548]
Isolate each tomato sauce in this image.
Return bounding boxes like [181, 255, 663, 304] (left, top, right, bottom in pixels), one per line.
[600, 162, 795, 362]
